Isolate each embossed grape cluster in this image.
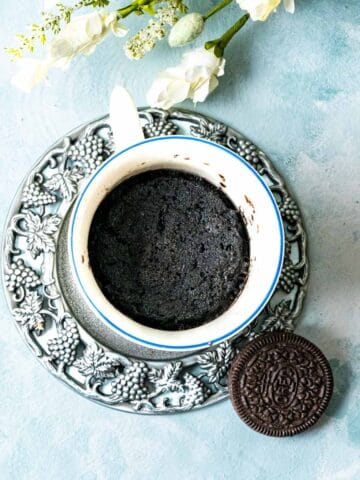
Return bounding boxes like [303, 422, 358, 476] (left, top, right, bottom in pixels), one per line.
[236, 140, 262, 170]
[183, 373, 211, 406]
[4, 259, 41, 292]
[48, 319, 80, 365]
[69, 135, 106, 175]
[279, 197, 301, 225]
[22, 181, 56, 208]
[279, 262, 299, 293]
[143, 119, 178, 138]
[111, 362, 149, 402]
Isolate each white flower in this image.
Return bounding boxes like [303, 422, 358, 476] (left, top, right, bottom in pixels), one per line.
[168, 13, 204, 48]
[49, 11, 127, 69]
[11, 58, 51, 93]
[147, 47, 225, 109]
[12, 11, 127, 92]
[237, 0, 295, 21]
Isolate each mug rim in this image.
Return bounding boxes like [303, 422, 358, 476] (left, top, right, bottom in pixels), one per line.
[69, 135, 284, 350]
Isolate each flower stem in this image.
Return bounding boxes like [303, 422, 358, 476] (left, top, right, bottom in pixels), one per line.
[205, 13, 249, 57]
[203, 0, 233, 21]
[220, 13, 250, 49]
[117, 6, 136, 18]
[117, 0, 159, 18]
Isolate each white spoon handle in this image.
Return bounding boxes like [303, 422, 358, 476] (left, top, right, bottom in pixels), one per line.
[109, 86, 145, 152]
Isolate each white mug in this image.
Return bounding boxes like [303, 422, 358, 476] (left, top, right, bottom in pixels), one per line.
[69, 134, 284, 351]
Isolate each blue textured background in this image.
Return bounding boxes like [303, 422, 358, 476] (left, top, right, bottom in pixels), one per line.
[1, 1, 360, 479]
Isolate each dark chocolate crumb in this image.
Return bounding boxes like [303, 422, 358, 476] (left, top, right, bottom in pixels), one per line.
[244, 194, 255, 210]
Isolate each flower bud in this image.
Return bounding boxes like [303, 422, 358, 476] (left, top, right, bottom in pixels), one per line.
[168, 13, 204, 48]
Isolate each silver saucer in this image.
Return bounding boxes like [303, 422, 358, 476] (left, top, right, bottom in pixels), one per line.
[2, 109, 308, 414]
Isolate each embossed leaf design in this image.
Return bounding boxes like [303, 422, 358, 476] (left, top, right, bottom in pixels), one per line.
[13, 291, 45, 334]
[148, 362, 183, 392]
[190, 120, 227, 143]
[73, 344, 119, 381]
[24, 212, 61, 257]
[198, 342, 234, 383]
[263, 300, 294, 333]
[41, 215, 61, 235]
[44, 168, 83, 201]
[274, 300, 292, 318]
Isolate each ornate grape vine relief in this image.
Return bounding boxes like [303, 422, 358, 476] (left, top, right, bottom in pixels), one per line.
[3, 109, 308, 413]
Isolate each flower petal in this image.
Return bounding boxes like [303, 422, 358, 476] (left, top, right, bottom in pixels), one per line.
[147, 74, 190, 109]
[237, 0, 281, 21]
[85, 12, 104, 38]
[191, 76, 219, 103]
[48, 11, 114, 64]
[147, 47, 224, 109]
[111, 21, 128, 38]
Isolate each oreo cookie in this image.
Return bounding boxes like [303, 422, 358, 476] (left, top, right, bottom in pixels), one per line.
[229, 332, 333, 436]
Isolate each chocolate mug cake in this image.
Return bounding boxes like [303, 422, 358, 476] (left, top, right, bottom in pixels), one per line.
[88, 169, 250, 331]
[70, 135, 284, 350]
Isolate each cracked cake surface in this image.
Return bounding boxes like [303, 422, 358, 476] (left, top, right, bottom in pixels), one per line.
[88, 169, 250, 331]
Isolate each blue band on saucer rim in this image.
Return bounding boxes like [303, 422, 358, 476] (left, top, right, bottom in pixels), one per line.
[70, 135, 285, 350]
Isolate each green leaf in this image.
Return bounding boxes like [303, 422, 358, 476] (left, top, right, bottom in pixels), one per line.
[91, 0, 110, 7]
[5, 47, 23, 59]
